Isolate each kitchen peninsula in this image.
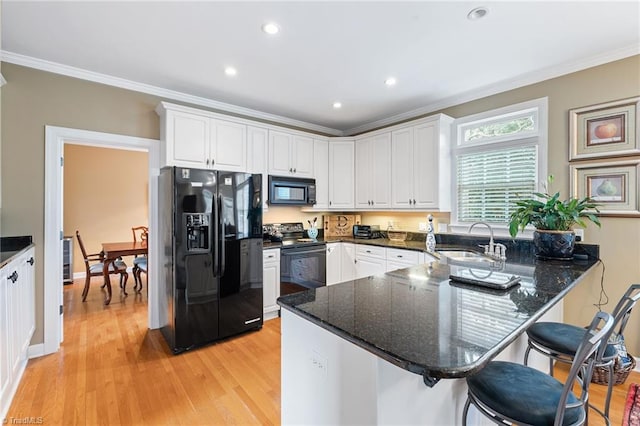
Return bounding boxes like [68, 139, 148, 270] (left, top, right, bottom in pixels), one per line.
[277, 242, 599, 425]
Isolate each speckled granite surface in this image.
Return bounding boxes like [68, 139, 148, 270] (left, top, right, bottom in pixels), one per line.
[0, 236, 34, 268]
[277, 244, 599, 380]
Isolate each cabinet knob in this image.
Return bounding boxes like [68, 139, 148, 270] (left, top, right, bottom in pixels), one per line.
[371, 200, 374, 205]
[211, 158, 215, 166]
[413, 199, 416, 205]
[206, 159, 210, 166]
[8, 271, 18, 283]
[289, 168, 293, 173]
[267, 255, 274, 259]
[27, 257, 34, 266]
[329, 201, 332, 206]
[293, 168, 297, 173]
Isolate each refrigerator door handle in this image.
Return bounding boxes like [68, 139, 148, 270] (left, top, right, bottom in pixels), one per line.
[213, 188, 219, 277]
[219, 194, 226, 277]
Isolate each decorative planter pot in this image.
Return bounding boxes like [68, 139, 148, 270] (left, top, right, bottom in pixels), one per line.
[533, 230, 576, 260]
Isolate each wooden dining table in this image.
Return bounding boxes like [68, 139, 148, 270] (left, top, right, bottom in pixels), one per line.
[101, 241, 148, 305]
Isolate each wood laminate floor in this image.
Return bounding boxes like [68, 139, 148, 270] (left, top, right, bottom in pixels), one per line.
[7, 278, 639, 425]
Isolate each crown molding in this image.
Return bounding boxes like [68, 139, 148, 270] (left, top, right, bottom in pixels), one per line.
[344, 43, 640, 136]
[0, 50, 344, 136]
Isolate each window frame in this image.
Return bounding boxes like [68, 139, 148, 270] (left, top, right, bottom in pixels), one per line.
[449, 97, 548, 236]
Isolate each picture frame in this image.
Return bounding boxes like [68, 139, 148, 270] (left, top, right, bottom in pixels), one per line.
[569, 96, 640, 161]
[570, 158, 640, 217]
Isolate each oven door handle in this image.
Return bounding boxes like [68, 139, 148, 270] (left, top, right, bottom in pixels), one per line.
[281, 248, 326, 256]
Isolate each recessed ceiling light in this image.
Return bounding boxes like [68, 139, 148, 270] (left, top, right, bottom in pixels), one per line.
[467, 6, 489, 20]
[262, 22, 280, 35]
[333, 102, 342, 109]
[385, 77, 397, 86]
[224, 67, 237, 77]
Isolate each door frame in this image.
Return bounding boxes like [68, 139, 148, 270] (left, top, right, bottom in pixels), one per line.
[43, 125, 160, 355]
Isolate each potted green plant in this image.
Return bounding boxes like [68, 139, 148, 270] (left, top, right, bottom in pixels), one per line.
[508, 190, 601, 259]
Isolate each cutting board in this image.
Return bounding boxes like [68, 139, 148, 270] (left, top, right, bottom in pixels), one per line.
[323, 214, 361, 237]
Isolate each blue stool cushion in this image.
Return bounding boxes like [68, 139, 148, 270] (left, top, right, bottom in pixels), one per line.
[467, 361, 582, 425]
[527, 322, 617, 359]
[133, 255, 147, 267]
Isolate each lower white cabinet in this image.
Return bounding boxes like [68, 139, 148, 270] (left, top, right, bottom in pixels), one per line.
[263, 249, 281, 319]
[355, 245, 386, 279]
[1, 247, 36, 420]
[326, 243, 342, 286]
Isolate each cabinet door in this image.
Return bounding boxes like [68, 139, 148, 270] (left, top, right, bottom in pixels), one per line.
[268, 131, 293, 175]
[354, 138, 372, 209]
[167, 111, 210, 168]
[313, 140, 329, 210]
[211, 120, 247, 172]
[0, 266, 10, 406]
[328, 141, 355, 209]
[370, 133, 392, 208]
[341, 243, 357, 282]
[413, 123, 438, 208]
[391, 128, 415, 208]
[247, 127, 269, 209]
[22, 249, 36, 342]
[263, 250, 280, 316]
[326, 243, 342, 285]
[292, 135, 314, 178]
[355, 256, 385, 279]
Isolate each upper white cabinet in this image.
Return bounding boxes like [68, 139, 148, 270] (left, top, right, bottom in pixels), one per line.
[391, 115, 453, 210]
[328, 139, 355, 209]
[355, 132, 392, 209]
[247, 126, 269, 209]
[268, 131, 314, 178]
[157, 102, 247, 172]
[313, 139, 329, 210]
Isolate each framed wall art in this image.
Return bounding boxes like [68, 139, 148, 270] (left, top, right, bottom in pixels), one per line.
[570, 158, 640, 217]
[569, 96, 639, 161]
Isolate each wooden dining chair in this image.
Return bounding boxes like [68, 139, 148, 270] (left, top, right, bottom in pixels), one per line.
[76, 230, 128, 302]
[131, 226, 148, 292]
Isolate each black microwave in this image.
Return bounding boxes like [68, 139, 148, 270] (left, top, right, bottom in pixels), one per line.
[268, 175, 316, 206]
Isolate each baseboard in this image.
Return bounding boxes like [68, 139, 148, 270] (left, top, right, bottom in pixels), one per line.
[28, 343, 46, 359]
[73, 267, 135, 281]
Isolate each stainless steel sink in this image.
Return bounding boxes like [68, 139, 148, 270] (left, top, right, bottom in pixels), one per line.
[436, 250, 495, 263]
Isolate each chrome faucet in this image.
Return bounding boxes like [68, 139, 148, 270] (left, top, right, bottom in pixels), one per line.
[468, 222, 507, 260]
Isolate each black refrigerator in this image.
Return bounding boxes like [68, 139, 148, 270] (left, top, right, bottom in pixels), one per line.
[158, 166, 263, 354]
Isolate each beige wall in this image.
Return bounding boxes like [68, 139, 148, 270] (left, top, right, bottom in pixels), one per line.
[2, 56, 639, 352]
[63, 144, 148, 274]
[1, 63, 160, 343]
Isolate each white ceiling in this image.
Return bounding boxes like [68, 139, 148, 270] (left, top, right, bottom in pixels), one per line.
[2, 1, 639, 135]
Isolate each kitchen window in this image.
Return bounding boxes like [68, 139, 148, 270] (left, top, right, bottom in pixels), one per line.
[451, 98, 548, 230]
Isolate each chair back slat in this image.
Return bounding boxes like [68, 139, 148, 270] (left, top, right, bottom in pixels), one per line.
[75, 230, 90, 263]
[132, 226, 149, 243]
[554, 311, 614, 426]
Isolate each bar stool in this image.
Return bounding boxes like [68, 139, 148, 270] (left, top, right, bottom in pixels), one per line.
[524, 284, 640, 424]
[463, 311, 613, 426]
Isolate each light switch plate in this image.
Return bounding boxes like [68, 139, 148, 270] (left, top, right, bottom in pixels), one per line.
[418, 222, 427, 231]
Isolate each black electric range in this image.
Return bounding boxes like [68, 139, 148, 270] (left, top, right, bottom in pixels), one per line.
[263, 223, 326, 295]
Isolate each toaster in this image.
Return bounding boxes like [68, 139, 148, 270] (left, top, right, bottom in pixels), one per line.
[353, 225, 382, 239]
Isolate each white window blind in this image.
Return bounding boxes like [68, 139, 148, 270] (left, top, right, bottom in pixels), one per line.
[457, 146, 537, 222]
[452, 98, 547, 227]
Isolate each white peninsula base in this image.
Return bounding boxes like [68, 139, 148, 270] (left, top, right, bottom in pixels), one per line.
[281, 304, 561, 425]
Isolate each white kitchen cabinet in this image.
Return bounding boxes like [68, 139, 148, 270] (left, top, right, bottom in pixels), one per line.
[391, 115, 453, 210]
[326, 243, 342, 285]
[247, 126, 269, 209]
[268, 131, 314, 178]
[313, 139, 329, 210]
[385, 248, 424, 272]
[156, 103, 248, 172]
[328, 139, 355, 209]
[263, 249, 281, 320]
[1, 247, 36, 419]
[355, 133, 392, 209]
[341, 243, 357, 282]
[355, 245, 386, 279]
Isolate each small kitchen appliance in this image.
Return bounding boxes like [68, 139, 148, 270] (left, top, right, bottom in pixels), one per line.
[268, 175, 316, 206]
[353, 225, 383, 239]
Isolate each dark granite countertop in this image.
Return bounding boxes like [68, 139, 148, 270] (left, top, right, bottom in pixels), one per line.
[1, 236, 34, 269]
[277, 244, 599, 381]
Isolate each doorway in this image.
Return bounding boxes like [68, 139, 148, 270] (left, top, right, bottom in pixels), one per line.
[43, 126, 160, 356]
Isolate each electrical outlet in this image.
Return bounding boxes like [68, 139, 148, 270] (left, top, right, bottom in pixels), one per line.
[574, 228, 584, 241]
[310, 350, 328, 378]
[438, 223, 448, 233]
[418, 222, 427, 231]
